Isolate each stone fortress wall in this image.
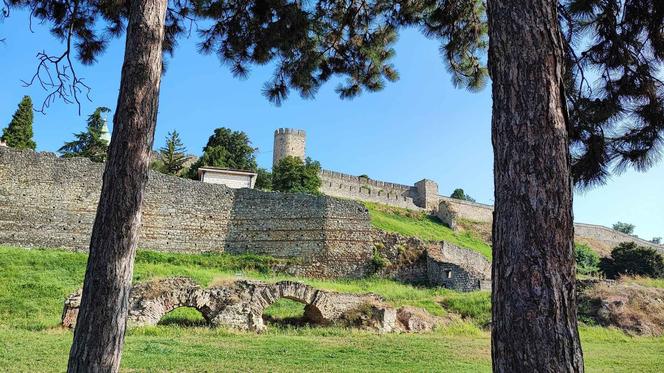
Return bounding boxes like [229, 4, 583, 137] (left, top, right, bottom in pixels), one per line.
[575, 223, 664, 255]
[319, 169, 423, 210]
[275, 126, 662, 254]
[0, 147, 374, 278]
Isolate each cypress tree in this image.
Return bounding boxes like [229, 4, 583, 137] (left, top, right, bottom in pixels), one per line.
[1, 96, 36, 150]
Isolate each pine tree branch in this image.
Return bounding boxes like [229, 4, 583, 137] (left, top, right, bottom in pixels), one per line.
[21, 0, 91, 114]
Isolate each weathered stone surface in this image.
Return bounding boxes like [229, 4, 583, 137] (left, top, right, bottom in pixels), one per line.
[371, 230, 429, 285]
[370, 230, 491, 291]
[396, 306, 439, 332]
[61, 289, 82, 328]
[62, 278, 438, 333]
[426, 242, 491, 291]
[0, 147, 374, 278]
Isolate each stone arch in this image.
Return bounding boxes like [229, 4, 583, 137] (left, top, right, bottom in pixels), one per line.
[249, 281, 326, 331]
[126, 278, 213, 327]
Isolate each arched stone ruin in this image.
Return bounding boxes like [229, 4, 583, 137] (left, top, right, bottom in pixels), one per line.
[62, 277, 439, 333]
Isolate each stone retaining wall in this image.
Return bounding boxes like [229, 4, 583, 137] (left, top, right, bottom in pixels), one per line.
[0, 148, 374, 277]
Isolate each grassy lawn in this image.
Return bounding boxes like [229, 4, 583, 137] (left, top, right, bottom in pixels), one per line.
[365, 202, 493, 259]
[1, 246, 662, 372]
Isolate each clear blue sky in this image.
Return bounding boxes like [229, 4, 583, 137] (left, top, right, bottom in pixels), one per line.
[1, 10, 662, 240]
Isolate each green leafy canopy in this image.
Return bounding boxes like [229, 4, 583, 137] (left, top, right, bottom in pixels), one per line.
[272, 156, 322, 194]
[189, 127, 258, 178]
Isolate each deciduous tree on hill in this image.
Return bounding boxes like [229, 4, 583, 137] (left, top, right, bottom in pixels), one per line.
[613, 222, 636, 235]
[2, 96, 35, 150]
[450, 188, 476, 202]
[272, 156, 322, 194]
[255, 168, 273, 191]
[188, 127, 257, 178]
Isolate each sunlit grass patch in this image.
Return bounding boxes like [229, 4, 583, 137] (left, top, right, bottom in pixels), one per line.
[365, 202, 492, 259]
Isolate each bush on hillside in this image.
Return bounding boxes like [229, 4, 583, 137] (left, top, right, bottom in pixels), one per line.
[255, 168, 272, 191]
[612, 221, 635, 235]
[450, 188, 476, 202]
[600, 242, 664, 279]
[272, 156, 321, 194]
[372, 247, 392, 270]
[575, 243, 600, 275]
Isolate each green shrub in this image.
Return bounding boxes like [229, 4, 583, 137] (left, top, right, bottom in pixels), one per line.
[272, 156, 321, 194]
[600, 242, 664, 279]
[371, 247, 391, 269]
[575, 243, 600, 275]
[612, 222, 635, 235]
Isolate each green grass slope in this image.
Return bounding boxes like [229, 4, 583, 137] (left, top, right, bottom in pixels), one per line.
[1, 246, 663, 372]
[365, 202, 492, 259]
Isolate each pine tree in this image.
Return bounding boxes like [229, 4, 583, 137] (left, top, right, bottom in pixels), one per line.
[4, 3, 411, 369]
[560, 0, 664, 188]
[158, 131, 187, 175]
[1, 96, 35, 150]
[59, 107, 111, 162]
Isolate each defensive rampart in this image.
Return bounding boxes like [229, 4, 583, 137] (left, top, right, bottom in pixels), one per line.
[319, 169, 423, 210]
[0, 148, 374, 277]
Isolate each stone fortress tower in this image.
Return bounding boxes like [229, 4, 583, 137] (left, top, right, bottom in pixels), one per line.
[273, 128, 306, 167]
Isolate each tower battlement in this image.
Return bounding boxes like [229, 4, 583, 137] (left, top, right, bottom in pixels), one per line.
[274, 128, 305, 136]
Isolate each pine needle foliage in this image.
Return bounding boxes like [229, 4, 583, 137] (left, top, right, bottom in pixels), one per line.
[1, 96, 36, 150]
[5, 1, 489, 106]
[59, 107, 110, 162]
[157, 131, 188, 176]
[560, 0, 664, 188]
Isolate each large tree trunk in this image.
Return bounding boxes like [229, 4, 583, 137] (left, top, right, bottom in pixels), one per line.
[67, 0, 167, 371]
[487, 1, 584, 372]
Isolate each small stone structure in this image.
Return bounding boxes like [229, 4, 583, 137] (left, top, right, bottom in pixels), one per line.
[62, 278, 439, 333]
[426, 242, 492, 291]
[371, 231, 492, 291]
